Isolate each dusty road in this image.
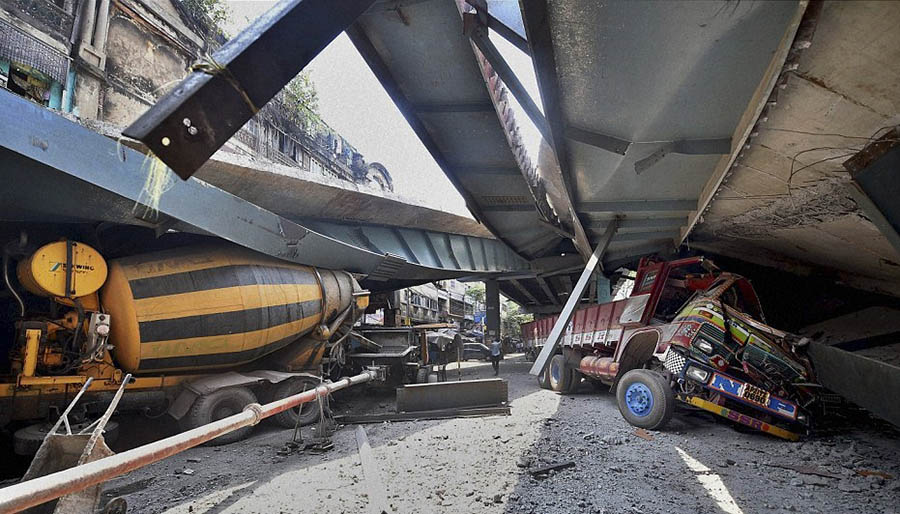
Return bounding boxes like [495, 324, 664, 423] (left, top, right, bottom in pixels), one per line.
[102, 356, 900, 514]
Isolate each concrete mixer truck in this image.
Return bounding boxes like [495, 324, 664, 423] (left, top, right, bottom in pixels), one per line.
[1, 237, 368, 452]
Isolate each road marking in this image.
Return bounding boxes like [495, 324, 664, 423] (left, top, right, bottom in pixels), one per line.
[676, 447, 745, 514]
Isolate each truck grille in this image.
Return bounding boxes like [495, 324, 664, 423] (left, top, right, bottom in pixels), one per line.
[698, 322, 724, 343]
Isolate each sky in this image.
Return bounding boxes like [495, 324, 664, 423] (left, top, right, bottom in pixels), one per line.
[224, 1, 544, 218]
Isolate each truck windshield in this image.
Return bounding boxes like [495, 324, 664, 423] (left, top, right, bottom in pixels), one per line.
[720, 282, 763, 320]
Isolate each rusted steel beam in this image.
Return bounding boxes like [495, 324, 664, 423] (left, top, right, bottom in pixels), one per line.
[123, 0, 377, 179]
[0, 371, 377, 513]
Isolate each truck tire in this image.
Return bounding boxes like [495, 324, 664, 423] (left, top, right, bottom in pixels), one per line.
[537, 366, 551, 389]
[183, 387, 257, 445]
[616, 369, 674, 430]
[416, 367, 429, 384]
[548, 354, 572, 392]
[270, 377, 321, 429]
[14, 420, 120, 456]
[563, 368, 582, 394]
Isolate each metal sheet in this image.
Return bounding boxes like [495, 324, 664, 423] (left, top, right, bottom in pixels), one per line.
[849, 144, 900, 255]
[808, 342, 900, 427]
[395, 378, 508, 412]
[350, 0, 570, 262]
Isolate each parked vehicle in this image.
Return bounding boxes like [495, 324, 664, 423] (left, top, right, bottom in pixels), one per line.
[1, 239, 368, 451]
[522, 257, 821, 441]
[462, 342, 491, 361]
[341, 324, 464, 385]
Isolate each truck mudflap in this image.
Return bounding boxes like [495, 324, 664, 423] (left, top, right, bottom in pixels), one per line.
[679, 394, 800, 442]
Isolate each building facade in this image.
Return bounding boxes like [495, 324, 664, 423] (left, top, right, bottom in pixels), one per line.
[0, 0, 392, 190]
[386, 280, 477, 328]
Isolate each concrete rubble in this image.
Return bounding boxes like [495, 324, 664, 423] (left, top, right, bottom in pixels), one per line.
[99, 357, 899, 514]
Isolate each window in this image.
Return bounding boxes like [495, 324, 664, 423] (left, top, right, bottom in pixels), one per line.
[5, 63, 51, 105]
[653, 283, 694, 322]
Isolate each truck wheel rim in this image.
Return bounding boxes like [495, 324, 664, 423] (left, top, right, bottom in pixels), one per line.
[625, 382, 654, 417]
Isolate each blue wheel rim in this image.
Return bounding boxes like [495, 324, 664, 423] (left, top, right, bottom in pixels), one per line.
[625, 382, 654, 417]
[551, 361, 561, 382]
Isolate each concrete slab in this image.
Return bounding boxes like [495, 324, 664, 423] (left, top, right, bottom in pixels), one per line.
[695, 1, 900, 296]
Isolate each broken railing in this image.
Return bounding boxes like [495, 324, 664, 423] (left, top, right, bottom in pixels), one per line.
[0, 370, 379, 513]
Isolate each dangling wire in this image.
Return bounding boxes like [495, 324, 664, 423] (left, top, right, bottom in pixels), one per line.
[132, 150, 175, 221]
[191, 55, 260, 115]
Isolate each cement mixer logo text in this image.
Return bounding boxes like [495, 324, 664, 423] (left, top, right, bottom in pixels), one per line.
[49, 262, 95, 273]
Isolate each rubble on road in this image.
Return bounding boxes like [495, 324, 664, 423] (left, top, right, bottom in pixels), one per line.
[98, 357, 900, 514]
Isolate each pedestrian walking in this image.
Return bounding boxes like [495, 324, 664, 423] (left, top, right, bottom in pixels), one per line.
[490, 338, 502, 376]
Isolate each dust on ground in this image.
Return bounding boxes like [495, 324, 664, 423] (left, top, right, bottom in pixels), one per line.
[103, 356, 900, 514]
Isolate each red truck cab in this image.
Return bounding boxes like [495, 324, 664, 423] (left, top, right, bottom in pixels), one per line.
[523, 257, 817, 441]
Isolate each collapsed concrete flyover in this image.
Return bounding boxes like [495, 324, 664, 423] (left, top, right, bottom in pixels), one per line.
[118, 0, 899, 424]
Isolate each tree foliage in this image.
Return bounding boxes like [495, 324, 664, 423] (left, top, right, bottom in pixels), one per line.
[181, 0, 230, 27]
[285, 71, 320, 125]
[502, 302, 532, 338]
[465, 283, 485, 305]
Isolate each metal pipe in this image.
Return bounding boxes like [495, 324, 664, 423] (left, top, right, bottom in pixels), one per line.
[2, 252, 24, 317]
[0, 371, 376, 513]
[48, 377, 94, 435]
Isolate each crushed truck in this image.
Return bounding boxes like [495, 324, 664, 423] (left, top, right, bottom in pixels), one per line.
[523, 257, 825, 441]
[1, 236, 368, 453]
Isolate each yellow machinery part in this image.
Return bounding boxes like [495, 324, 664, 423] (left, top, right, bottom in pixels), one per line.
[21, 329, 40, 377]
[18, 375, 87, 387]
[54, 292, 101, 312]
[17, 241, 107, 298]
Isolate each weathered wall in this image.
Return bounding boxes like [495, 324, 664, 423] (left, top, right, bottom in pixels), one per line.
[73, 72, 102, 119]
[102, 7, 191, 126]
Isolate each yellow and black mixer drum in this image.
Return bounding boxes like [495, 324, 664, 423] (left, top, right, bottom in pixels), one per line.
[101, 244, 361, 374]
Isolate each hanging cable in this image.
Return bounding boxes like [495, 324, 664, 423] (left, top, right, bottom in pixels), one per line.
[2, 249, 25, 318]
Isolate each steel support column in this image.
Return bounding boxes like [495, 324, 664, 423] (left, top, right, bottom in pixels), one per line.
[530, 219, 618, 375]
[486, 279, 501, 342]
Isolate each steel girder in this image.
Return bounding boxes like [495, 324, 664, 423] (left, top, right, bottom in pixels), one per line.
[0, 91, 529, 288]
[123, 0, 378, 179]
